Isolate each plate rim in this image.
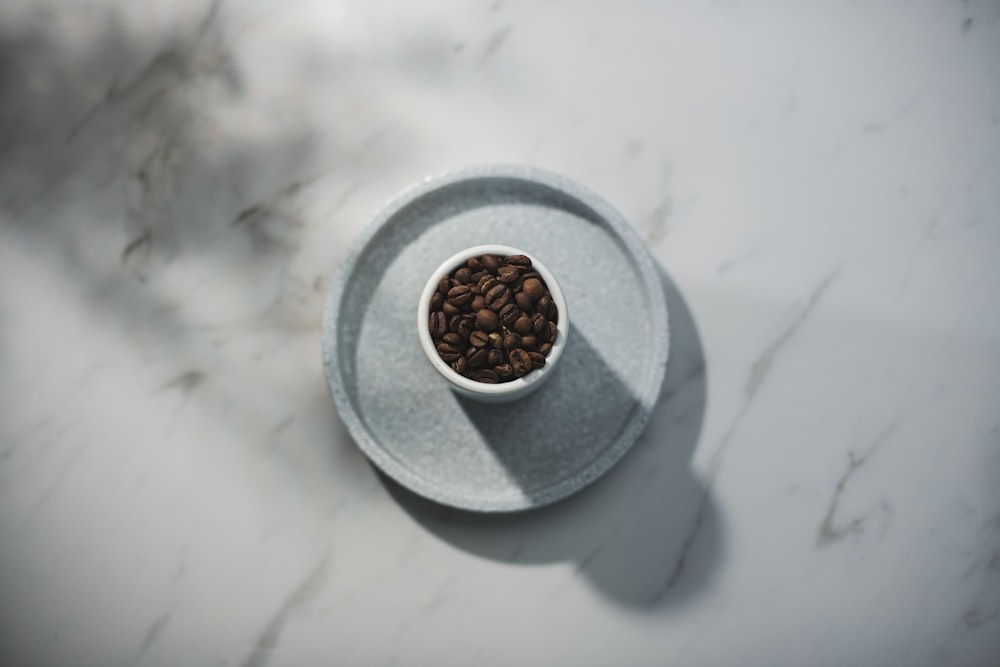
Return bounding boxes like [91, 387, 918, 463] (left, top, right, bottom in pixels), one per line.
[322, 164, 669, 512]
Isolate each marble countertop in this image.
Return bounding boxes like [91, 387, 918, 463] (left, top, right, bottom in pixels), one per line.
[2, 1, 998, 665]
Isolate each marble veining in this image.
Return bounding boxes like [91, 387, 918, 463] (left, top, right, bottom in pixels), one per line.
[1, 0, 999, 665]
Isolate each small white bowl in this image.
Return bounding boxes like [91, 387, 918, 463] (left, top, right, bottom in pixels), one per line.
[417, 244, 569, 403]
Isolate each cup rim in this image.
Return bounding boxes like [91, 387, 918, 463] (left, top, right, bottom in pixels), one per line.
[417, 244, 569, 397]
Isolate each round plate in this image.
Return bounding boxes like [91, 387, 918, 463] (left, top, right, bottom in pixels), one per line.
[323, 165, 669, 512]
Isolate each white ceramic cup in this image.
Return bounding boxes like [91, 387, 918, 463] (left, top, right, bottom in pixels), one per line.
[417, 244, 569, 403]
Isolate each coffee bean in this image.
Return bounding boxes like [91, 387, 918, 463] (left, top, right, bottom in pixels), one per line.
[503, 332, 521, 350]
[454, 267, 472, 284]
[481, 254, 501, 273]
[430, 292, 445, 311]
[475, 309, 499, 332]
[514, 292, 533, 311]
[521, 271, 542, 281]
[521, 335, 537, 350]
[487, 349, 504, 366]
[538, 342, 553, 356]
[471, 369, 499, 383]
[532, 312, 548, 334]
[522, 277, 544, 301]
[513, 315, 533, 335]
[470, 295, 486, 312]
[436, 342, 461, 362]
[499, 303, 520, 326]
[467, 347, 488, 368]
[456, 317, 474, 340]
[485, 284, 510, 311]
[451, 356, 468, 374]
[477, 274, 498, 294]
[489, 332, 504, 349]
[466, 257, 483, 272]
[429, 311, 447, 337]
[497, 265, 519, 284]
[442, 301, 460, 317]
[509, 349, 531, 377]
[442, 333, 462, 347]
[495, 363, 514, 379]
[542, 321, 558, 343]
[447, 285, 472, 306]
[470, 330, 489, 348]
[470, 270, 488, 284]
[506, 255, 532, 270]
[528, 352, 546, 368]
[536, 295, 554, 319]
[438, 277, 451, 295]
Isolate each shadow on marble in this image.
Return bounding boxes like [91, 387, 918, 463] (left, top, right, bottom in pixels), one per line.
[380, 268, 722, 610]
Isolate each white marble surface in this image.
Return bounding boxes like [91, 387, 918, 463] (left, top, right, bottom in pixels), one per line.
[1, 0, 999, 665]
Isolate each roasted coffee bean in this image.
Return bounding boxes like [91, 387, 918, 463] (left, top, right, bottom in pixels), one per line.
[466, 257, 483, 272]
[499, 303, 521, 326]
[454, 267, 472, 284]
[547, 301, 558, 322]
[521, 271, 542, 282]
[467, 347, 489, 368]
[429, 311, 447, 337]
[475, 309, 500, 332]
[536, 295, 554, 319]
[470, 295, 486, 312]
[430, 292, 445, 311]
[442, 333, 462, 347]
[503, 332, 521, 350]
[470, 270, 488, 284]
[469, 330, 490, 348]
[497, 265, 520, 284]
[528, 352, 546, 368]
[509, 348, 532, 377]
[487, 348, 504, 366]
[456, 317, 474, 341]
[438, 277, 451, 295]
[436, 342, 461, 362]
[489, 332, 504, 349]
[485, 284, 510, 311]
[542, 321, 558, 343]
[480, 254, 501, 273]
[538, 342, 553, 356]
[471, 369, 499, 383]
[522, 277, 544, 301]
[442, 301, 460, 317]
[521, 335, 537, 350]
[505, 254, 532, 269]
[513, 314, 533, 335]
[451, 356, 468, 374]
[495, 363, 514, 379]
[532, 313, 548, 334]
[477, 274, 497, 294]
[515, 292, 534, 311]
[447, 285, 473, 306]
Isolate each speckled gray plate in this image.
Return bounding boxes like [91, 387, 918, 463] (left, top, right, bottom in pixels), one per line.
[323, 165, 669, 512]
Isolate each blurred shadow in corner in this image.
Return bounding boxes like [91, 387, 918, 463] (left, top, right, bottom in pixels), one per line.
[380, 267, 722, 611]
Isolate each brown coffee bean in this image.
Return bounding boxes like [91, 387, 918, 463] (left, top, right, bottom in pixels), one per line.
[528, 352, 546, 368]
[442, 301, 460, 317]
[506, 255, 532, 270]
[503, 332, 521, 350]
[475, 309, 499, 332]
[485, 284, 510, 311]
[438, 277, 451, 295]
[513, 315, 533, 335]
[532, 312, 548, 334]
[547, 301, 558, 323]
[456, 317, 474, 341]
[429, 311, 447, 337]
[454, 267, 472, 284]
[522, 277, 544, 301]
[470, 330, 490, 348]
[497, 265, 520, 284]
[442, 333, 462, 347]
[495, 363, 514, 379]
[487, 348, 504, 366]
[477, 274, 498, 294]
[509, 349, 531, 377]
[447, 285, 472, 306]
[452, 356, 468, 374]
[471, 369, 499, 383]
[489, 332, 504, 349]
[436, 342, 461, 362]
[480, 254, 501, 273]
[466, 257, 483, 272]
[515, 292, 534, 311]
[536, 295, 554, 319]
[538, 342, 553, 356]
[470, 295, 486, 312]
[521, 335, 537, 350]
[467, 347, 488, 368]
[499, 303, 520, 326]
[470, 270, 487, 284]
[542, 321, 558, 343]
[430, 292, 445, 311]
[521, 271, 542, 281]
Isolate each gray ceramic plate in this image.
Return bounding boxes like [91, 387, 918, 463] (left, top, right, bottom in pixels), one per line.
[323, 165, 669, 512]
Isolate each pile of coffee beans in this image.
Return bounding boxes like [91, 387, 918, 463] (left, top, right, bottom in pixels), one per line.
[427, 253, 559, 384]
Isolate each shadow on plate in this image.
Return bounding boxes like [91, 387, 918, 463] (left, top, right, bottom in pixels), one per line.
[378, 268, 722, 610]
